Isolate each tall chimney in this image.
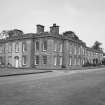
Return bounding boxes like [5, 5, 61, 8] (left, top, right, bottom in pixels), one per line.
[50, 24, 59, 35]
[36, 24, 44, 33]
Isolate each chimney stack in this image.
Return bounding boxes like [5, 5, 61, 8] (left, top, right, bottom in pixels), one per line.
[36, 24, 44, 33]
[50, 24, 59, 35]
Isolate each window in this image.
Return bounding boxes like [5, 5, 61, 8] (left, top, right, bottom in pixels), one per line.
[7, 56, 12, 66]
[74, 46, 77, 55]
[54, 56, 57, 66]
[8, 43, 12, 53]
[22, 42, 27, 52]
[35, 55, 39, 65]
[69, 57, 72, 66]
[87, 51, 88, 56]
[0, 46, 2, 53]
[80, 46, 83, 54]
[15, 42, 19, 52]
[74, 58, 77, 65]
[69, 45, 72, 54]
[82, 48, 85, 55]
[0, 56, 3, 64]
[54, 42, 57, 51]
[77, 58, 80, 65]
[43, 40, 47, 51]
[91, 52, 93, 57]
[22, 56, 27, 65]
[43, 55, 47, 64]
[35, 41, 39, 51]
[82, 59, 85, 65]
[59, 56, 62, 65]
[59, 44, 62, 52]
[84, 49, 86, 55]
[78, 47, 80, 55]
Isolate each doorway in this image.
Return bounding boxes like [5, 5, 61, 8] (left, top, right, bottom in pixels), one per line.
[14, 56, 19, 68]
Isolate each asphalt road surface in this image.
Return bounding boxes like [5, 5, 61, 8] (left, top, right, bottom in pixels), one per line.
[0, 68, 105, 105]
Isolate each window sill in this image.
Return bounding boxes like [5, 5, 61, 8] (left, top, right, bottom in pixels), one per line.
[22, 50, 27, 52]
[22, 64, 27, 66]
[15, 51, 19, 53]
[34, 64, 39, 66]
[42, 50, 47, 52]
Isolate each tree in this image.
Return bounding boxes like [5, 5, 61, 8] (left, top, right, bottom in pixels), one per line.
[92, 41, 102, 51]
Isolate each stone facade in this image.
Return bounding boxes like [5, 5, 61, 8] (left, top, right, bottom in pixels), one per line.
[0, 24, 104, 69]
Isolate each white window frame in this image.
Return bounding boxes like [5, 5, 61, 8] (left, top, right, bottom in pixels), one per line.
[54, 56, 57, 66]
[35, 55, 39, 65]
[59, 44, 62, 52]
[59, 56, 62, 66]
[22, 43, 25, 52]
[79, 47, 80, 55]
[75, 46, 77, 55]
[69, 57, 72, 66]
[22, 56, 27, 65]
[8, 56, 12, 64]
[15, 42, 19, 53]
[54, 43, 57, 51]
[42, 40, 47, 51]
[22, 42, 27, 52]
[0, 47, 2, 53]
[43, 55, 47, 64]
[8, 43, 12, 53]
[69, 45, 72, 54]
[0, 57, 2, 64]
[35, 41, 39, 51]
[74, 58, 77, 65]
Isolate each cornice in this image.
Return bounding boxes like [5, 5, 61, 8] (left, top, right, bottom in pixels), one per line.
[0, 31, 103, 54]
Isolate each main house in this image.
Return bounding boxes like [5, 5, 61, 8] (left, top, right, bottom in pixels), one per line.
[0, 24, 104, 69]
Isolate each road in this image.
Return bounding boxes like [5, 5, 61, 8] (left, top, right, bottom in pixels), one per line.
[0, 68, 105, 105]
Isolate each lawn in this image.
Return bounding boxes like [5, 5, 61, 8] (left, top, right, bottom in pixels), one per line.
[0, 68, 105, 105]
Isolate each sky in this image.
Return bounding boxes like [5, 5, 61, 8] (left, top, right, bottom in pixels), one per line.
[0, 0, 105, 51]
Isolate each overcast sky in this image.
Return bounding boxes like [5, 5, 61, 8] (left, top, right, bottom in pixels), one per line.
[0, 0, 105, 50]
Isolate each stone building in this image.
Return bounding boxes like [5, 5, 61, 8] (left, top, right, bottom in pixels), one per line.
[0, 24, 104, 69]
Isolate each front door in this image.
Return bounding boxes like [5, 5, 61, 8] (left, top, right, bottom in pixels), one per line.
[15, 56, 19, 68]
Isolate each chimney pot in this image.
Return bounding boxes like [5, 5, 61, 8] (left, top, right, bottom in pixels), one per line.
[36, 24, 44, 33]
[50, 23, 59, 35]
